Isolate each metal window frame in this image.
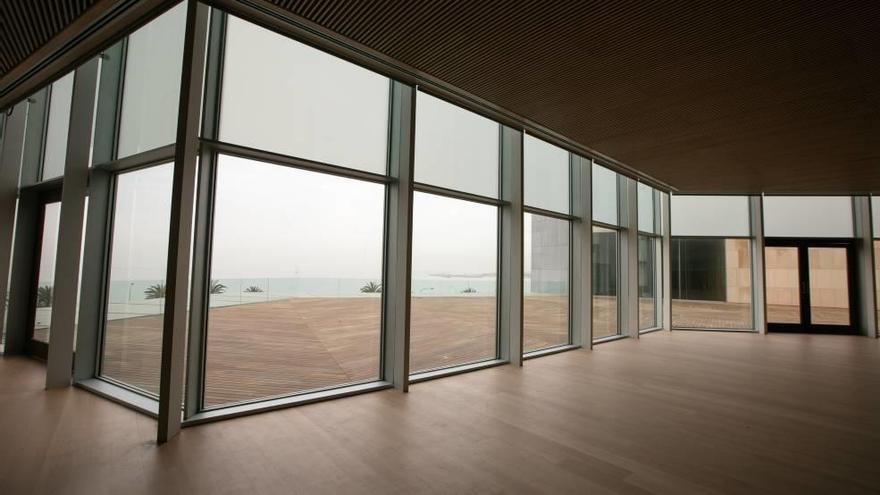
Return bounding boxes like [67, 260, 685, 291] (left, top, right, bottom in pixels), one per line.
[520, 142, 576, 355]
[668, 235, 759, 333]
[183, 7, 403, 419]
[590, 222, 622, 344]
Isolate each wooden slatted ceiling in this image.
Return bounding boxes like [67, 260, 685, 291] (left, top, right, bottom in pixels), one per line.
[0, 1, 98, 76]
[1, 0, 878, 193]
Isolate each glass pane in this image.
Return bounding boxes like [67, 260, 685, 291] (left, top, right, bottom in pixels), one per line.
[763, 196, 854, 238]
[100, 163, 173, 395]
[592, 164, 618, 225]
[765, 246, 801, 324]
[638, 235, 658, 330]
[592, 226, 618, 339]
[523, 135, 569, 213]
[671, 196, 751, 237]
[411, 193, 497, 372]
[638, 183, 657, 233]
[204, 155, 384, 407]
[808, 248, 850, 326]
[220, 16, 390, 174]
[117, 4, 186, 159]
[32, 202, 61, 343]
[523, 214, 569, 352]
[41, 73, 74, 180]
[414, 92, 499, 198]
[672, 238, 753, 329]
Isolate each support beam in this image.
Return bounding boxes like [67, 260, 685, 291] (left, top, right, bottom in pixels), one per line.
[45, 58, 99, 388]
[571, 155, 592, 347]
[383, 81, 415, 390]
[500, 126, 523, 365]
[853, 196, 877, 338]
[0, 103, 26, 346]
[750, 196, 767, 334]
[156, 0, 208, 444]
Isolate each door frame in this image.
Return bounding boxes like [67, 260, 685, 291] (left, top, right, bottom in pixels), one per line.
[24, 188, 63, 359]
[765, 238, 859, 334]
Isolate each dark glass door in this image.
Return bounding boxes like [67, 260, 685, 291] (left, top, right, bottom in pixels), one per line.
[25, 191, 62, 358]
[765, 239, 857, 334]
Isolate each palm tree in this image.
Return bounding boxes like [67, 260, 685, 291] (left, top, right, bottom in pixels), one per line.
[360, 281, 382, 293]
[144, 283, 166, 300]
[36, 285, 53, 308]
[209, 280, 227, 295]
[244, 286, 263, 293]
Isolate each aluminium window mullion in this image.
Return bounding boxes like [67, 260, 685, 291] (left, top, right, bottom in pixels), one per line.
[157, 0, 210, 444]
[499, 125, 523, 365]
[185, 6, 227, 419]
[571, 155, 591, 347]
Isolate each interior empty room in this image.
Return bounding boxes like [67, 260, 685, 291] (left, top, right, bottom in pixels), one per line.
[0, 1, 878, 494]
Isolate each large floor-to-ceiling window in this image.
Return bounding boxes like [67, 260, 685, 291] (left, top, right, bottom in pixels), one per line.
[410, 91, 500, 373]
[4, 68, 78, 355]
[522, 135, 571, 353]
[96, 3, 186, 396]
[592, 164, 621, 340]
[670, 195, 754, 330]
[638, 183, 662, 331]
[100, 164, 173, 394]
[197, 14, 391, 408]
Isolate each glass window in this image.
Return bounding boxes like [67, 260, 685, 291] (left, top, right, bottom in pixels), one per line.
[592, 226, 618, 339]
[523, 135, 569, 213]
[592, 164, 618, 225]
[100, 163, 173, 395]
[671, 238, 753, 329]
[410, 192, 497, 372]
[41, 72, 74, 180]
[671, 195, 751, 237]
[763, 196, 854, 238]
[638, 183, 658, 234]
[32, 202, 61, 343]
[220, 16, 390, 174]
[203, 155, 384, 407]
[638, 235, 659, 330]
[116, 4, 186, 159]
[414, 92, 499, 198]
[523, 214, 569, 352]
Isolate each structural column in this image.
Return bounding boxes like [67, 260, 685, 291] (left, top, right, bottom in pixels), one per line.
[620, 177, 639, 338]
[45, 59, 99, 388]
[383, 81, 415, 389]
[571, 155, 592, 347]
[853, 196, 877, 337]
[157, 0, 209, 444]
[499, 126, 523, 365]
[750, 195, 767, 334]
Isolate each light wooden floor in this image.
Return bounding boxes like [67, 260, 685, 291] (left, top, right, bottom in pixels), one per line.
[1, 331, 878, 494]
